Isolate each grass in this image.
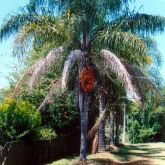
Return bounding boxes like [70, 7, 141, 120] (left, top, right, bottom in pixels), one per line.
[47, 143, 165, 165]
[47, 156, 79, 165]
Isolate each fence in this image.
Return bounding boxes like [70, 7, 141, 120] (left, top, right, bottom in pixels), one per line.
[0, 135, 80, 165]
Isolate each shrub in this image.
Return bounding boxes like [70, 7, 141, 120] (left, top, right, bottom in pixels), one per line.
[138, 128, 156, 142]
[0, 98, 53, 144]
[127, 104, 165, 143]
[42, 90, 80, 135]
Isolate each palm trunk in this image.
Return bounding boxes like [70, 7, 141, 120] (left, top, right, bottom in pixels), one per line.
[78, 56, 90, 160]
[110, 106, 115, 145]
[98, 92, 106, 152]
[115, 108, 119, 145]
[122, 104, 126, 144]
[79, 91, 89, 161]
[79, 32, 90, 160]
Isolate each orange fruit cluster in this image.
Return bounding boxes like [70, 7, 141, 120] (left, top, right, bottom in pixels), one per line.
[80, 66, 94, 93]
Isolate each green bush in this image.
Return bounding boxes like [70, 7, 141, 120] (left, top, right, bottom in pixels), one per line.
[127, 104, 165, 143]
[0, 98, 56, 144]
[42, 90, 80, 135]
[138, 128, 156, 142]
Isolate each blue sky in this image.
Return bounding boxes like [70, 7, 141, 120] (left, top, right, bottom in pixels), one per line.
[0, 0, 29, 88]
[0, 0, 165, 89]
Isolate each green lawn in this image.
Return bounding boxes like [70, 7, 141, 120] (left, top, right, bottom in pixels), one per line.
[47, 143, 165, 165]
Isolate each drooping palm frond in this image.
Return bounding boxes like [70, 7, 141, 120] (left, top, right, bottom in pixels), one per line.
[38, 78, 62, 112]
[12, 63, 38, 98]
[12, 47, 64, 97]
[30, 46, 64, 89]
[101, 49, 140, 103]
[13, 27, 32, 57]
[124, 62, 162, 100]
[123, 62, 144, 103]
[61, 50, 82, 90]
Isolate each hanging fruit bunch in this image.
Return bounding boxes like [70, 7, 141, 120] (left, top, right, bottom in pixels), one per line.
[80, 65, 94, 93]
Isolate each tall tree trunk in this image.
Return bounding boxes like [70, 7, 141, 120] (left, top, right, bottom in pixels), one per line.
[98, 91, 106, 152]
[79, 90, 89, 160]
[79, 32, 90, 160]
[115, 107, 120, 145]
[110, 105, 115, 145]
[122, 104, 126, 144]
[78, 56, 90, 160]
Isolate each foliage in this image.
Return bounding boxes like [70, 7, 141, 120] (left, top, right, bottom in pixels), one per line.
[138, 128, 156, 142]
[127, 103, 165, 143]
[0, 98, 56, 144]
[42, 90, 80, 135]
[0, 98, 40, 143]
[36, 127, 57, 140]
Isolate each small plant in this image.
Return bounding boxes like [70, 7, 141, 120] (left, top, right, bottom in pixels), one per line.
[37, 127, 57, 140]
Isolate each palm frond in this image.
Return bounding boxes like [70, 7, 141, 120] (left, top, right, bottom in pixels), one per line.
[30, 46, 64, 89]
[13, 15, 68, 56]
[96, 31, 147, 56]
[118, 13, 165, 35]
[12, 47, 64, 96]
[0, 13, 37, 41]
[143, 37, 162, 67]
[38, 78, 62, 112]
[13, 27, 32, 57]
[101, 49, 140, 103]
[29, 0, 131, 13]
[106, 12, 165, 35]
[61, 50, 82, 90]
[12, 63, 38, 98]
[124, 62, 162, 100]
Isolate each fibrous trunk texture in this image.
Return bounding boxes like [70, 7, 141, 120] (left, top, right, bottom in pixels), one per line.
[78, 59, 89, 161]
[98, 92, 106, 152]
[122, 104, 126, 144]
[79, 89, 89, 161]
[115, 108, 120, 145]
[110, 106, 115, 145]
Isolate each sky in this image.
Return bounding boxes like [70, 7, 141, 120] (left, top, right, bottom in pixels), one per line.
[0, 0, 165, 89]
[0, 0, 29, 88]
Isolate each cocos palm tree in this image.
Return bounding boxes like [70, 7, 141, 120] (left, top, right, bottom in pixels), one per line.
[1, 0, 165, 161]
